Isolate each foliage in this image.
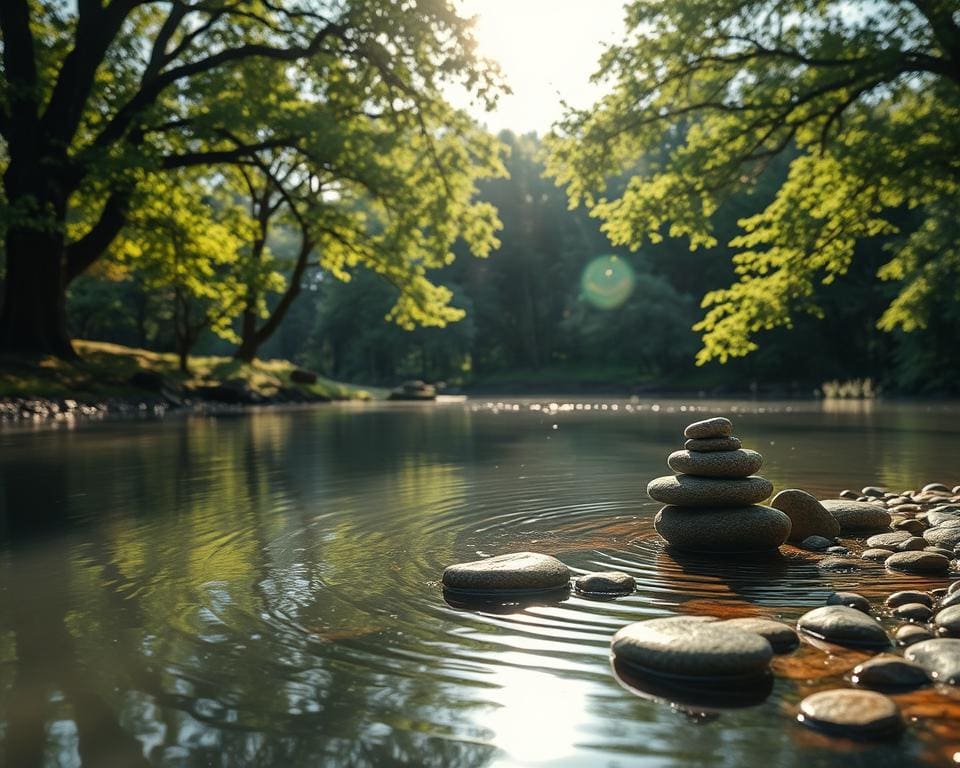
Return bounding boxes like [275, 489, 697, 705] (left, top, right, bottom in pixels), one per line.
[545, 0, 960, 364]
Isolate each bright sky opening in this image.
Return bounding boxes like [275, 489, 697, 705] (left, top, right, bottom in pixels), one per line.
[454, 0, 625, 135]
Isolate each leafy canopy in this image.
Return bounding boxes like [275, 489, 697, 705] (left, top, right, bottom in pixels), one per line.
[545, 0, 960, 363]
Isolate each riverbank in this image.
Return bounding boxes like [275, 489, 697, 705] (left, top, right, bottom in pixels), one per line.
[0, 341, 373, 424]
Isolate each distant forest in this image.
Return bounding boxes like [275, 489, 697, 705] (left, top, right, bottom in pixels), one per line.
[69, 132, 960, 395]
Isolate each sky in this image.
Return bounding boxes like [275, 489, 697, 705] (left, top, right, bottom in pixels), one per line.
[453, 0, 626, 135]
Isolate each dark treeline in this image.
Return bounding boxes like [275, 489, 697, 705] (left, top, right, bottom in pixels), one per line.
[68, 132, 960, 395]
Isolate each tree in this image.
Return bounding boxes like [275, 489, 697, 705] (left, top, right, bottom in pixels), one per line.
[545, 0, 960, 364]
[0, 0, 503, 358]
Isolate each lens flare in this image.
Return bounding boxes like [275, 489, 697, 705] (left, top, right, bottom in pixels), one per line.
[580, 255, 635, 309]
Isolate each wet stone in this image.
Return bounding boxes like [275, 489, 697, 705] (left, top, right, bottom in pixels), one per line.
[885, 551, 950, 575]
[885, 590, 933, 609]
[574, 571, 635, 596]
[925, 546, 954, 558]
[827, 592, 871, 613]
[892, 519, 925, 536]
[861, 486, 887, 498]
[923, 483, 951, 493]
[826, 546, 850, 555]
[839, 490, 860, 500]
[683, 417, 733, 440]
[893, 603, 934, 623]
[938, 591, 960, 610]
[818, 557, 864, 572]
[684, 436, 742, 453]
[925, 509, 960, 527]
[934, 605, 960, 637]
[647, 474, 773, 507]
[950, 580, 960, 595]
[719, 618, 799, 653]
[820, 499, 892, 533]
[654, 505, 790, 552]
[797, 605, 890, 648]
[851, 654, 929, 691]
[923, 525, 960, 549]
[862, 548, 893, 562]
[896, 536, 927, 552]
[801, 535, 834, 552]
[896, 624, 934, 647]
[667, 449, 763, 478]
[797, 689, 901, 738]
[771, 489, 840, 542]
[866, 531, 912, 550]
[610, 616, 773, 679]
[904, 638, 960, 684]
[442, 552, 571, 594]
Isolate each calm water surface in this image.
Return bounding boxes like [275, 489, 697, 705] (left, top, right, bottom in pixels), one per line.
[0, 399, 959, 767]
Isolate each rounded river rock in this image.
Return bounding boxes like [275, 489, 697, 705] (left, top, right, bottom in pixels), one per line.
[851, 653, 929, 690]
[611, 616, 773, 679]
[684, 436, 742, 453]
[683, 417, 733, 440]
[719, 618, 799, 652]
[797, 689, 900, 738]
[904, 638, 960, 684]
[654, 505, 790, 552]
[885, 551, 950, 574]
[574, 571, 635, 596]
[797, 605, 890, 648]
[770, 489, 839, 543]
[666, 449, 763, 479]
[647, 475, 773, 507]
[442, 552, 570, 594]
[820, 499, 892, 533]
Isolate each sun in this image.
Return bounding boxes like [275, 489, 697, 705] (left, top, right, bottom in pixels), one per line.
[455, 0, 625, 135]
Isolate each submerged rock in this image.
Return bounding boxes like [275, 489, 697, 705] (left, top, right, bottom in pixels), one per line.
[885, 551, 950, 574]
[611, 616, 773, 679]
[442, 552, 570, 594]
[654, 505, 790, 552]
[862, 548, 892, 562]
[574, 571, 635, 596]
[647, 475, 773, 507]
[797, 689, 901, 738]
[820, 499, 892, 533]
[771, 489, 840, 543]
[797, 605, 890, 648]
[801, 535, 834, 552]
[817, 557, 864, 572]
[683, 417, 733, 440]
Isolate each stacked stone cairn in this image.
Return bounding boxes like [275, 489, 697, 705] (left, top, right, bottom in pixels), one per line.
[647, 417, 791, 552]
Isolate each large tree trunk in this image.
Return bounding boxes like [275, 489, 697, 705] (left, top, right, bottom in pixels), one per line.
[0, 219, 75, 359]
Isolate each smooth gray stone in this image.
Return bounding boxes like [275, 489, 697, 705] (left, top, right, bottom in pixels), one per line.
[797, 689, 900, 737]
[684, 436, 742, 452]
[897, 536, 928, 552]
[950, 580, 960, 595]
[801, 535, 834, 551]
[939, 591, 960, 610]
[926, 508, 960, 526]
[934, 605, 960, 636]
[818, 557, 864, 571]
[924, 525, 960, 549]
[862, 548, 893, 562]
[442, 552, 570, 593]
[885, 590, 933, 609]
[925, 546, 955, 558]
[866, 531, 913, 550]
[861, 486, 887, 497]
[654, 505, 790, 552]
[826, 546, 850, 555]
[611, 616, 772, 678]
[923, 483, 951, 493]
[820, 499, 892, 533]
[574, 571, 635, 596]
[647, 474, 773, 507]
[826, 592, 870, 613]
[839, 489, 859, 500]
[771, 489, 840, 543]
[896, 624, 934, 647]
[719, 618, 799, 653]
[667, 449, 763, 478]
[683, 417, 732, 440]
[851, 654, 929, 690]
[885, 551, 950, 574]
[905, 638, 960, 684]
[893, 603, 934, 623]
[797, 605, 890, 648]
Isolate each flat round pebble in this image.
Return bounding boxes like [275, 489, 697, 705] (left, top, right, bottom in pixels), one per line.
[862, 548, 892, 562]
[826, 592, 871, 613]
[801, 535, 834, 551]
[934, 605, 960, 636]
[574, 571, 635, 596]
[896, 624, 934, 647]
[611, 616, 773, 679]
[885, 590, 933, 609]
[820, 499, 892, 533]
[924, 525, 960, 549]
[771, 489, 840, 542]
[654, 505, 790, 552]
[797, 605, 890, 648]
[442, 552, 571, 594]
[893, 603, 934, 622]
[904, 638, 960, 684]
[719, 618, 799, 653]
[938, 591, 960, 610]
[949, 581, 960, 595]
[647, 475, 773, 507]
[893, 519, 926, 535]
[667, 449, 763, 478]
[683, 417, 732, 440]
[797, 689, 900, 738]
[885, 551, 950, 574]
[684, 436, 742, 452]
[851, 654, 929, 690]
[818, 557, 864, 572]
[867, 531, 913, 550]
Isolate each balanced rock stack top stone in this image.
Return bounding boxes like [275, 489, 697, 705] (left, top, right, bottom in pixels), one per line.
[648, 417, 790, 552]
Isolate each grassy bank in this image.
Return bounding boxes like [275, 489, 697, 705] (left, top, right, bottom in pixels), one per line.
[0, 340, 373, 402]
